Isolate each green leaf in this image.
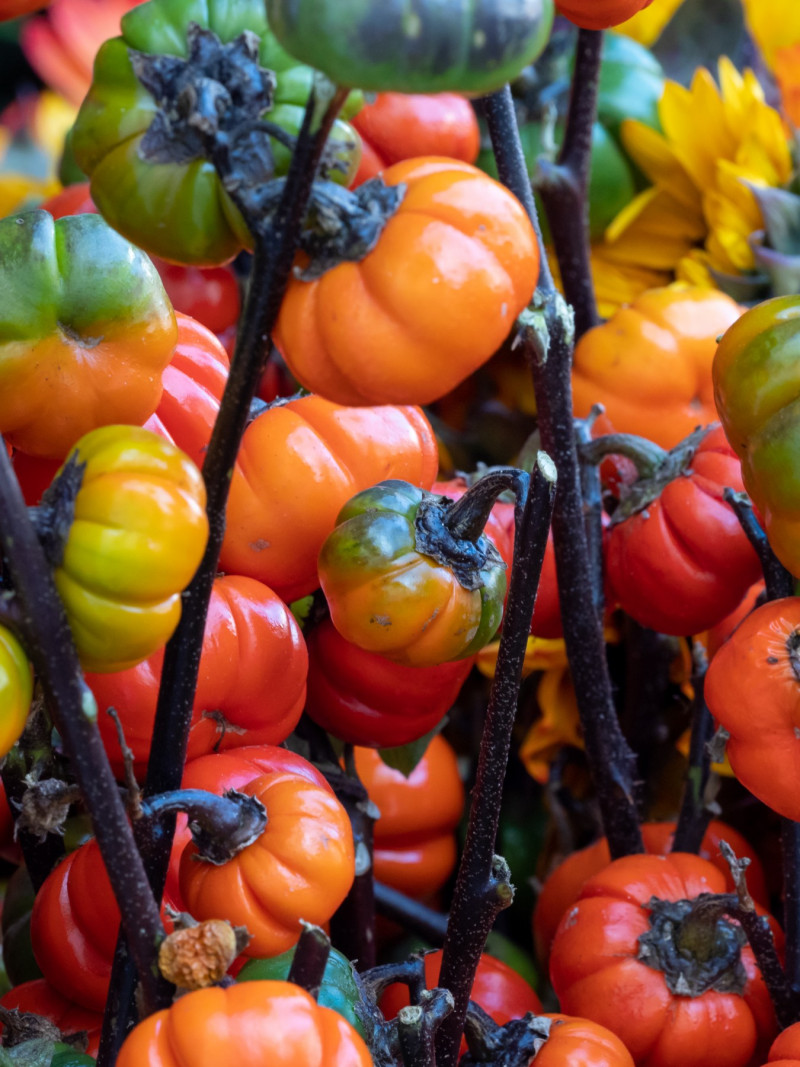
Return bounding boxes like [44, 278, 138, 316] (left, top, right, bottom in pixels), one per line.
[288, 595, 314, 628]
[377, 722, 445, 778]
[749, 184, 800, 256]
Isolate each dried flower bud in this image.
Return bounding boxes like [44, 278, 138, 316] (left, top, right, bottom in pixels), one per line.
[158, 919, 239, 990]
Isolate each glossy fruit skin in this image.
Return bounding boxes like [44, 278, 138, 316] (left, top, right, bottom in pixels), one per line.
[165, 744, 331, 909]
[528, 1015, 635, 1067]
[305, 617, 473, 748]
[549, 853, 779, 1067]
[573, 288, 742, 450]
[764, 1021, 800, 1065]
[0, 210, 176, 459]
[354, 737, 464, 898]
[533, 819, 769, 963]
[87, 575, 307, 779]
[72, 0, 361, 266]
[351, 92, 479, 185]
[274, 158, 540, 408]
[713, 296, 800, 576]
[180, 772, 355, 958]
[31, 839, 174, 1013]
[153, 260, 239, 334]
[556, 0, 654, 31]
[221, 396, 438, 603]
[0, 979, 102, 1057]
[238, 946, 364, 1037]
[12, 312, 229, 506]
[53, 425, 208, 673]
[116, 981, 372, 1067]
[606, 425, 762, 636]
[266, 0, 554, 95]
[41, 184, 241, 334]
[142, 313, 230, 469]
[320, 480, 507, 667]
[705, 598, 800, 822]
[0, 626, 33, 759]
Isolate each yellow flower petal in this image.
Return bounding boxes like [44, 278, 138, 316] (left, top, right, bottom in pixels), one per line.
[476, 636, 569, 680]
[620, 120, 700, 211]
[615, 0, 686, 46]
[519, 668, 581, 785]
[602, 56, 792, 291]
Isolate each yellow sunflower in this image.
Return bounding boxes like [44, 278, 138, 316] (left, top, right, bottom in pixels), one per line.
[598, 58, 793, 291]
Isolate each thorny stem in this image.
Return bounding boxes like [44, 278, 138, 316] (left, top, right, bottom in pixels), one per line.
[287, 924, 332, 1000]
[435, 457, 556, 1067]
[397, 990, 454, 1067]
[101, 85, 349, 1056]
[485, 85, 644, 862]
[723, 490, 794, 600]
[535, 28, 602, 339]
[574, 405, 605, 620]
[0, 441, 167, 1016]
[672, 644, 714, 854]
[481, 88, 552, 290]
[724, 495, 800, 1002]
[718, 841, 800, 1027]
[782, 820, 800, 999]
[327, 759, 379, 971]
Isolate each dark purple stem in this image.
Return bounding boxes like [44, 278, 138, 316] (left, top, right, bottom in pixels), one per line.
[0, 440, 166, 1015]
[671, 646, 714, 854]
[484, 85, 644, 862]
[434, 457, 556, 1067]
[327, 752, 378, 972]
[99, 85, 349, 1059]
[287, 924, 332, 1000]
[724, 491, 800, 1001]
[534, 28, 602, 339]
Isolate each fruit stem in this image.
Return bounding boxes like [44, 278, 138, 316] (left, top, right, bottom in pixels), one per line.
[534, 28, 603, 339]
[99, 82, 348, 1059]
[434, 453, 556, 1067]
[0, 440, 168, 1016]
[138, 789, 267, 865]
[442, 468, 522, 543]
[579, 432, 669, 479]
[671, 643, 714, 854]
[484, 82, 644, 864]
[287, 924, 332, 1001]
